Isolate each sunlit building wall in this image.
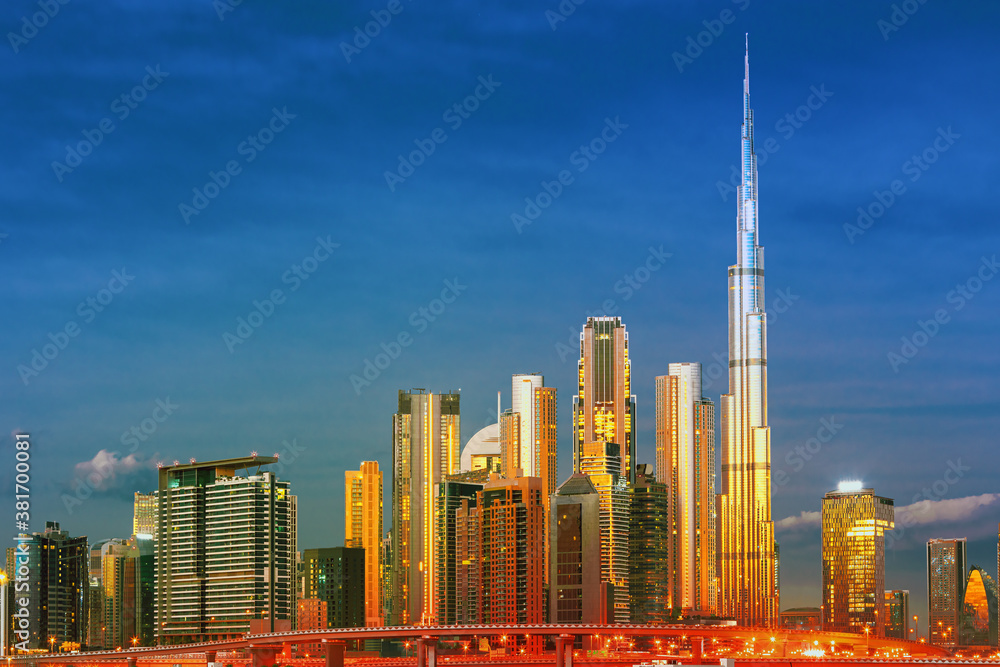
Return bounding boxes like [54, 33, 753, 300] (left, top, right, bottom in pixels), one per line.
[133, 492, 157, 539]
[390, 389, 461, 625]
[927, 538, 967, 647]
[345, 461, 383, 627]
[821, 483, 894, 635]
[960, 566, 997, 647]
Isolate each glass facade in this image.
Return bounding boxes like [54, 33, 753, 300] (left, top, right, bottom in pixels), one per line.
[344, 461, 383, 627]
[927, 537, 967, 647]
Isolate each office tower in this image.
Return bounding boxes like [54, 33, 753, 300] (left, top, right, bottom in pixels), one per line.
[821, 482, 894, 635]
[155, 456, 296, 644]
[629, 464, 669, 624]
[437, 479, 483, 625]
[960, 566, 997, 647]
[13, 521, 89, 650]
[884, 590, 910, 639]
[345, 461, 384, 627]
[573, 316, 636, 484]
[391, 389, 461, 625]
[550, 474, 606, 624]
[460, 423, 501, 474]
[301, 548, 365, 630]
[133, 492, 157, 538]
[927, 538, 967, 647]
[717, 41, 777, 626]
[655, 363, 717, 615]
[579, 441, 630, 623]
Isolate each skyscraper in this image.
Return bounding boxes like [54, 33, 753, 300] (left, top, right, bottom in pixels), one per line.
[99, 537, 154, 650]
[549, 474, 606, 624]
[579, 441, 630, 623]
[629, 464, 669, 624]
[884, 590, 910, 639]
[927, 537, 967, 647]
[345, 461, 383, 627]
[821, 482, 894, 635]
[574, 317, 635, 484]
[300, 548, 365, 631]
[717, 40, 777, 627]
[655, 363, 716, 615]
[960, 566, 997, 647]
[436, 479, 483, 625]
[391, 389, 461, 625]
[155, 456, 296, 644]
[133, 492, 157, 538]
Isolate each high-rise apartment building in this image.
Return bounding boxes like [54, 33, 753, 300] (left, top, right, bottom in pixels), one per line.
[436, 479, 483, 625]
[629, 464, 669, 624]
[301, 548, 365, 630]
[345, 461, 383, 626]
[155, 456, 296, 644]
[13, 521, 89, 650]
[655, 363, 716, 615]
[884, 590, 910, 639]
[573, 317, 635, 484]
[391, 389, 461, 625]
[821, 483, 894, 635]
[133, 492, 157, 538]
[579, 441, 630, 623]
[717, 41, 777, 626]
[927, 537, 967, 647]
[549, 474, 607, 624]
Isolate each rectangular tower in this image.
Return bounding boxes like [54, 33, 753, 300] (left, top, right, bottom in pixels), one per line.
[345, 461, 384, 627]
[301, 547, 365, 630]
[436, 479, 483, 625]
[391, 389, 461, 625]
[573, 317, 635, 484]
[549, 474, 604, 624]
[133, 492, 157, 538]
[821, 483, 894, 635]
[718, 41, 777, 626]
[629, 464, 670, 624]
[884, 590, 910, 639]
[927, 537, 967, 647]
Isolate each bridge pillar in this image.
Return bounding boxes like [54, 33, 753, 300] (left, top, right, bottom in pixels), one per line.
[322, 639, 346, 667]
[416, 636, 437, 667]
[692, 638, 703, 664]
[554, 634, 574, 667]
[205, 651, 217, 666]
[250, 645, 280, 667]
[127, 657, 137, 667]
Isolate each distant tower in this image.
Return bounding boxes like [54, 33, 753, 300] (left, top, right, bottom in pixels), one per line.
[630, 464, 670, 623]
[822, 482, 894, 635]
[391, 389, 461, 625]
[132, 492, 157, 538]
[717, 37, 777, 626]
[549, 474, 605, 624]
[574, 317, 636, 484]
[927, 537, 967, 647]
[345, 461, 384, 626]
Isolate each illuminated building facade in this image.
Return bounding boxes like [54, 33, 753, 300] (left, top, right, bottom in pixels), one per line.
[821, 483, 894, 635]
[717, 41, 777, 626]
[579, 441, 630, 623]
[296, 598, 328, 654]
[549, 474, 606, 624]
[655, 363, 716, 615]
[154, 456, 295, 644]
[573, 316, 635, 484]
[437, 479, 483, 625]
[927, 537, 967, 647]
[884, 589, 910, 639]
[960, 566, 997, 647]
[301, 548, 365, 631]
[391, 389, 461, 625]
[133, 492, 157, 538]
[629, 464, 669, 624]
[345, 461, 384, 626]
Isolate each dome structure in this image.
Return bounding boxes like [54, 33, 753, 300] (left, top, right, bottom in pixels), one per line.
[460, 422, 500, 472]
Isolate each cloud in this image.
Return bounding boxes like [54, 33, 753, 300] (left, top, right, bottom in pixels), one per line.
[71, 449, 157, 493]
[776, 510, 821, 531]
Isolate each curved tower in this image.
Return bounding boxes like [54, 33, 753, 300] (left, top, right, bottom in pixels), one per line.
[717, 38, 778, 626]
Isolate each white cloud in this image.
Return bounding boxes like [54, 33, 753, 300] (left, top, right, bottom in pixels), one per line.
[72, 449, 156, 492]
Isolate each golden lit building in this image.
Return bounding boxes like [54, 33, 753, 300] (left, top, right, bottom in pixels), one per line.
[579, 441, 629, 623]
[296, 597, 328, 654]
[133, 492, 157, 538]
[390, 389, 460, 625]
[884, 589, 910, 639]
[927, 537, 966, 647]
[573, 317, 635, 484]
[960, 566, 997, 647]
[655, 363, 716, 615]
[345, 461, 383, 627]
[821, 482, 894, 635]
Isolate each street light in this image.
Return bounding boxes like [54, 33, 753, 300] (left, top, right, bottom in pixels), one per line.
[49, 637, 56, 653]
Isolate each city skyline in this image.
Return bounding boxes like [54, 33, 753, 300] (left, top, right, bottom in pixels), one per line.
[3, 1, 999, 632]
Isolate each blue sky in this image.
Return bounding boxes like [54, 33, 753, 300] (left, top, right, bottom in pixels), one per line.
[2, 0, 999, 624]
